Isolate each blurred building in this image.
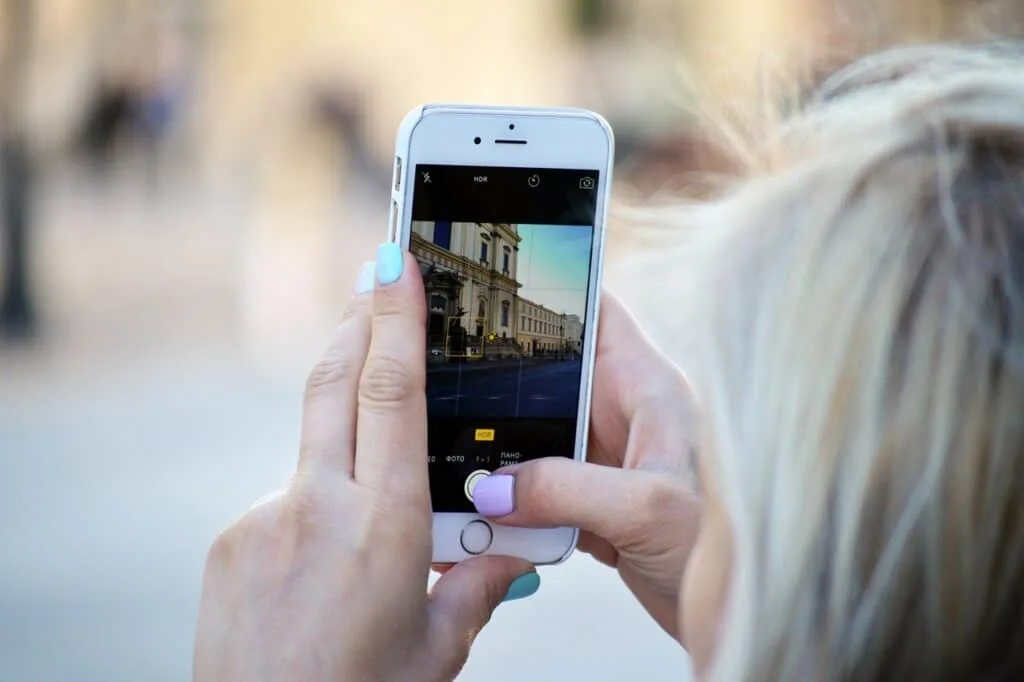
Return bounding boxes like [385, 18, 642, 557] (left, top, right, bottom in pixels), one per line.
[13, 0, 594, 357]
[20, 1, 583, 193]
[20, 0, 1024, 162]
[20, 0, 1024, 197]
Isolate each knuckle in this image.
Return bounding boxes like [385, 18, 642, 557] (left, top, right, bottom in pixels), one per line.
[294, 476, 371, 534]
[512, 461, 559, 518]
[205, 492, 298, 564]
[305, 351, 361, 396]
[337, 301, 364, 327]
[278, 488, 331, 549]
[358, 353, 420, 408]
[366, 489, 431, 543]
[205, 524, 238, 571]
[635, 476, 683, 529]
[374, 284, 428, 329]
[373, 287, 406, 315]
[204, 507, 270, 572]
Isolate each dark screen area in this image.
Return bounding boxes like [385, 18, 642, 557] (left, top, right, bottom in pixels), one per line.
[410, 164, 599, 512]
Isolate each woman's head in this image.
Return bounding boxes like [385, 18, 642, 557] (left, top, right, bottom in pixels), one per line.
[674, 44, 1024, 681]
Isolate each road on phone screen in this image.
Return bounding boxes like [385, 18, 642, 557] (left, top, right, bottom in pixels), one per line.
[426, 358, 583, 418]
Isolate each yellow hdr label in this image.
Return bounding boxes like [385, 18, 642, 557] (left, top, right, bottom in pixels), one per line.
[474, 429, 495, 442]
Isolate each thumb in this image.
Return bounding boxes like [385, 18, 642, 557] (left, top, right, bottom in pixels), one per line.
[473, 457, 693, 547]
[427, 556, 538, 672]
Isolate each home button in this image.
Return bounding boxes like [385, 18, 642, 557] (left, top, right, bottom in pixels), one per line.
[459, 520, 493, 555]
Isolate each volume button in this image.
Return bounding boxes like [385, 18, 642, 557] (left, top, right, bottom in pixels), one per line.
[393, 156, 403, 192]
[388, 200, 399, 242]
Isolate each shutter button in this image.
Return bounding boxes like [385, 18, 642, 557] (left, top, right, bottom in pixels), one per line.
[464, 469, 490, 502]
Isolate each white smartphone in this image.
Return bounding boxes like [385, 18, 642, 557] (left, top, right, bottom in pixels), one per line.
[390, 104, 614, 564]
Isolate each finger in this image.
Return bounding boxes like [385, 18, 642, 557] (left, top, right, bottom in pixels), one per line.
[354, 244, 429, 503]
[590, 292, 696, 471]
[428, 556, 537, 673]
[605, 292, 697, 475]
[577, 530, 619, 568]
[624, 394, 701, 485]
[297, 261, 376, 477]
[594, 290, 672, 384]
[473, 458, 697, 547]
[595, 290, 647, 355]
[431, 563, 455, 576]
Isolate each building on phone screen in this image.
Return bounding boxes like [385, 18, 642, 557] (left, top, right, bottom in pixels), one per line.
[411, 221, 583, 362]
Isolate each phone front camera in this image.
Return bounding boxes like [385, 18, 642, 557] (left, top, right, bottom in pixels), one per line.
[508, 123, 516, 130]
[473, 136, 481, 145]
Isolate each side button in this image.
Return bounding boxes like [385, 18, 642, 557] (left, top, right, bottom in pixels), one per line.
[392, 156, 403, 191]
[459, 520, 493, 555]
[388, 200, 399, 242]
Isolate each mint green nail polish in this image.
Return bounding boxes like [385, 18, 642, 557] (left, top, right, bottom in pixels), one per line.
[376, 242, 404, 285]
[502, 572, 540, 602]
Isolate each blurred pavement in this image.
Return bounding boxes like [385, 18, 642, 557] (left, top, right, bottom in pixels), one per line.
[0, 175, 692, 681]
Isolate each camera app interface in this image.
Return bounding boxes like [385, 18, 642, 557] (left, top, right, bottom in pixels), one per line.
[410, 164, 599, 512]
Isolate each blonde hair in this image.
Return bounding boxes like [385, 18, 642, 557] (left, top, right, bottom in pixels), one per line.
[660, 43, 1024, 682]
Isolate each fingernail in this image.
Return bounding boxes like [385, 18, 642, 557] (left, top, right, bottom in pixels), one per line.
[502, 572, 540, 602]
[376, 242, 404, 286]
[473, 474, 515, 516]
[355, 261, 376, 294]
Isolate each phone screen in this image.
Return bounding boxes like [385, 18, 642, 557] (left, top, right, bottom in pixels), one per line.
[409, 164, 600, 513]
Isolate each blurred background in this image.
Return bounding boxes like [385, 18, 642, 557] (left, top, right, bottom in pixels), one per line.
[1, 1, 1022, 680]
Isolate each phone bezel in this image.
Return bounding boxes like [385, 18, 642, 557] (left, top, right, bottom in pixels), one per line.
[392, 104, 614, 565]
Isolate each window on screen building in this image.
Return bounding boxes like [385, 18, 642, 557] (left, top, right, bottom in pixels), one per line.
[433, 221, 452, 250]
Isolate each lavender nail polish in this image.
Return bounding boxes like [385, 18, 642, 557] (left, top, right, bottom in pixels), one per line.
[473, 474, 515, 517]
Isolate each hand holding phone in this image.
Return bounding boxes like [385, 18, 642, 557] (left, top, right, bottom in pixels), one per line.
[392, 105, 614, 564]
[195, 249, 535, 682]
[473, 293, 704, 640]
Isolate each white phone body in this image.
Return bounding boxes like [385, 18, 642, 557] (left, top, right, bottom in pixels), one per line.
[390, 104, 614, 564]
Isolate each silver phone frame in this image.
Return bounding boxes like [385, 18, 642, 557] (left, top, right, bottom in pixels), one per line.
[390, 104, 614, 565]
